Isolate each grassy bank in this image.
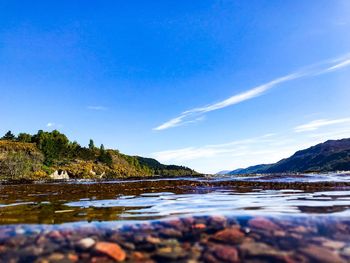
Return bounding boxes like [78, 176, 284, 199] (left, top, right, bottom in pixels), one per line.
[0, 130, 198, 180]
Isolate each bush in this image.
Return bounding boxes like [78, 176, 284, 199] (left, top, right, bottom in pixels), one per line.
[0, 152, 38, 179]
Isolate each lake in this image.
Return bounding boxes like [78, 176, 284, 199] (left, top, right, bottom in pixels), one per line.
[1, 174, 350, 262]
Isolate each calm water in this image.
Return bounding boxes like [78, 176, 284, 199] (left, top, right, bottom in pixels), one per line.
[1, 173, 350, 224]
[1, 174, 350, 262]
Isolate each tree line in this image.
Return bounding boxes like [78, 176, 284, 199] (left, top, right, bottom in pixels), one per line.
[1, 130, 112, 167]
[1, 130, 198, 179]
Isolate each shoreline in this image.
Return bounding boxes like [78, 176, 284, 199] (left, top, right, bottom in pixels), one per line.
[2, 176, 350, 190]
[1, 171, 350, 184]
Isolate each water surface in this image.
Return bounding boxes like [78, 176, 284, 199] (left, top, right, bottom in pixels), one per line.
[1, 174, 350, 224]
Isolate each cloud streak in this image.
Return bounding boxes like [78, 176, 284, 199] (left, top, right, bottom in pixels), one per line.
[294, 118, 350, 132]
[152, 134, 279, 162]
[152, 118, 350, 173]
[154, 54, 350, 131]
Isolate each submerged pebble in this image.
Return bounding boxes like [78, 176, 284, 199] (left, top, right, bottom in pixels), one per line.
[95, 242, 126, 262]
[77, 237, 96, 250]
[0, 215, 349, 262]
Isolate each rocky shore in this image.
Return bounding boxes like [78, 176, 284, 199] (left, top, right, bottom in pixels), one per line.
[0, 215, 349, 263]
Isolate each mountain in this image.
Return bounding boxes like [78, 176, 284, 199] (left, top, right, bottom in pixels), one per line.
[216, 170, 231, 175]
[228, 164, 273, 175]
[0, 130, 198, 180]
[226, 138, 350, 175]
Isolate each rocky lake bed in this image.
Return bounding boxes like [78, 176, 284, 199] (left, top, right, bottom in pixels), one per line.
[1, 174, 350, 262]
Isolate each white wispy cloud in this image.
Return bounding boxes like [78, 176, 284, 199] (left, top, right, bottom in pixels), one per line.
[154, 53, 350, 131]
[322, 58, 350, 73]
[294, 118, 350, 132]
[307, 128, 350, 140]
[46, 122, 63, 128]
[152, 120, 350, 173]
[87, 106, 108, 111]
[151, 132, 308, 174]
[152, 134, 278, 162]
[154, 115, 206, 130]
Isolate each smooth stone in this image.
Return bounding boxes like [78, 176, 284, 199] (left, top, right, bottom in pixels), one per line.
[154, 246, 186, 260]
[159, 228, 182, 238]
[95, 242, 126, 262]
[300, 245, 346, 263]
[67, 253, 79, 262]
[248, 217, 281, 231]
[240, 242, 283, 257]
[146, 236, 161, 244]
[132, 251, 145, 260]
[212, 244, 239, 262]
[77, 238, 96, 250]
[193, 223, 206, 230]
[322, 240, 346, 250]
[47, 253, 65, 261]
[341, 247, 350, 256]
[211, 227, 245, 244]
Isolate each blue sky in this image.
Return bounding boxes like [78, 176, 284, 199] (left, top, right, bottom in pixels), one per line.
[1, 0, 350, 173]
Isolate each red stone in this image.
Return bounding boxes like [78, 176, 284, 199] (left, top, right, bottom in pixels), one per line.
[194, 223, 206, 229]
[212, 227, 245, 244]
[132, 251, 145, 260]
[213, 244, 239, 262]
[95, 242, 126, 262]
[248, 217, 281, 231]
[67, 253, 79, 262]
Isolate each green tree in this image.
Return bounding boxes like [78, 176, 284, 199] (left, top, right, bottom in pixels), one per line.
[98, 144, 112, 166]
[17, 133, 32, 143]
[66, 141, 80, 159]
[1, 131, 15, 141]
[33, 130, 69, 165]
[88, 139, 95, 150]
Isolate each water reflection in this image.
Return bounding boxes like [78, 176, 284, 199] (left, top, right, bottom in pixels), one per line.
[0, 176, 350, 224]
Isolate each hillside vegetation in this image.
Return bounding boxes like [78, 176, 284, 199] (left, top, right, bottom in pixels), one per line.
[228, 138, 350, 175]
[0, 130, 197, 180]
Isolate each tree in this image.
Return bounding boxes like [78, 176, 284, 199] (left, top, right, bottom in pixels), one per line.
[33, 130, 69, 165]
[98, 144, 112, 166]
[1, 131, 15, 141]
[17, 133, 32, 143]
[66, 141, 80, 159]
[0, 152, 34, 179]
[89, 139, 95, 150]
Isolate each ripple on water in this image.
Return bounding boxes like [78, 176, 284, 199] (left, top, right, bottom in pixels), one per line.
[0, 175, 350, 224]
[63, 188, 350, 220]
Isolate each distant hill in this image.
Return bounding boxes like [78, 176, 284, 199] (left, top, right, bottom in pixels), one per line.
[228, 164, 273, 175]
[0, 130, 198, 180]
[216, 170, 231, 175]
[226, 138, 350, 175]
[135, 156, 196, 176]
